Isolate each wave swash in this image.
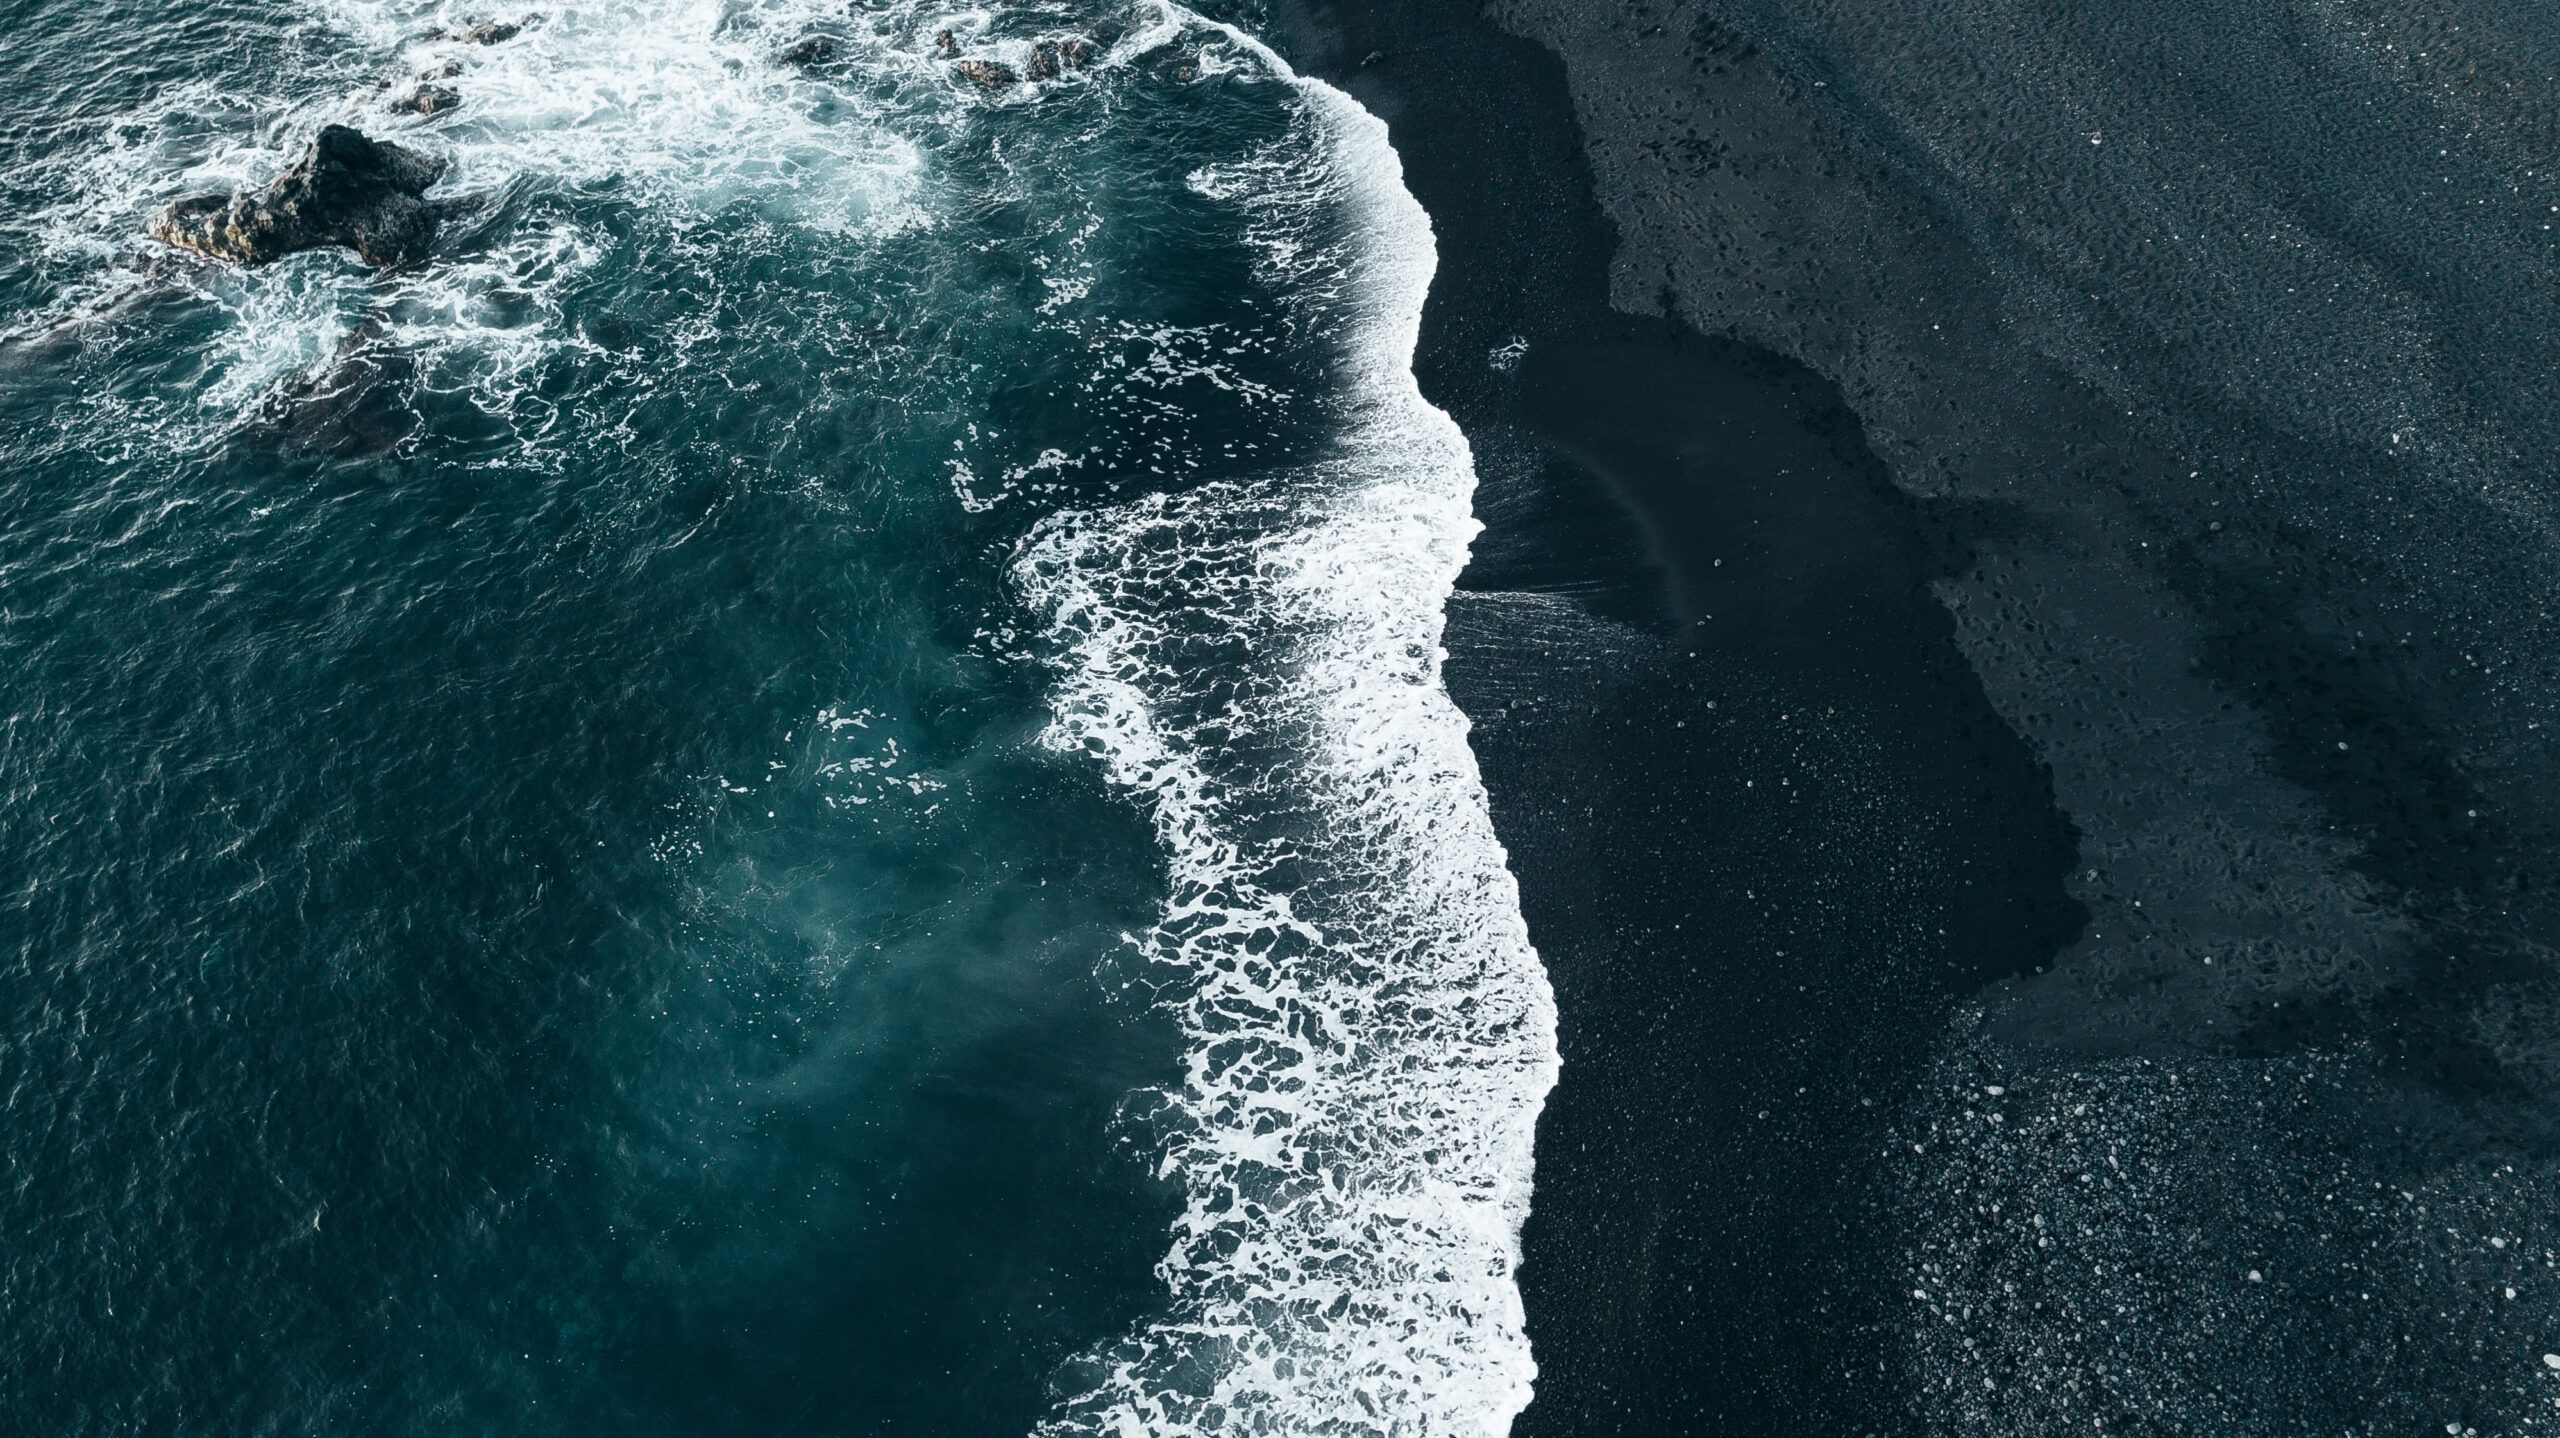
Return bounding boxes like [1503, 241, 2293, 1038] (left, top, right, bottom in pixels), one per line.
[1013, 18, 1559, 1438]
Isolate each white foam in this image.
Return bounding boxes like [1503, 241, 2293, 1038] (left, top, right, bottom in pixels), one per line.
[318, 0, 930, 231]
[302, 0, 940, 420]
[1015, 9, 1558, 1434]
[193, 255, 376, 414]
[14, 0, 946, 435]
[14, 6, 1563, 1422]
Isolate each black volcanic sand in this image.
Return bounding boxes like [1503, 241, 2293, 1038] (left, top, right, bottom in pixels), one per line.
[1259, 3, 2080, 1432]
[1262, 0, 2560, 1431]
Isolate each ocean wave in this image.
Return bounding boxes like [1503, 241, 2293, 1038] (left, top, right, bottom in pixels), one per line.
[1014, 13, 1559, 1434]
[314, 0, 931, 228]
[5, 4, 1561, 1427]
[6, 0, 945, 445]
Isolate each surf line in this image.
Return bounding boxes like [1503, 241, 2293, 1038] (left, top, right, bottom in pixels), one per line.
[1016, 7, 1560, 1435]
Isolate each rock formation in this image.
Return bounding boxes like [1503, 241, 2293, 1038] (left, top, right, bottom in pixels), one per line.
[781, 35, 840, 68]
[389, 83, 461, 116]
[149, 126, 446, 267]
[446, 18, 524, 45]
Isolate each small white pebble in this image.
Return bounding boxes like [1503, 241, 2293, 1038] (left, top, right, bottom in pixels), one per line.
[2247, 1270, 2264, 1283]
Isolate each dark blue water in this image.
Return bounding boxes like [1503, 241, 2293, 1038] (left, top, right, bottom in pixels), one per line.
[0, 4, 1553, 1433]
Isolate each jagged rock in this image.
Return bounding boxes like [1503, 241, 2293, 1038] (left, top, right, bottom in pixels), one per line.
[447, 18, 524, 44]
[781, 35, 840, 67]
[1024, 36, 1099, 80]
[149, 125, 447, 268]
[933, 29, 959, 56]
[953, 58, 1017, 90]
[390, 83, 461, 116]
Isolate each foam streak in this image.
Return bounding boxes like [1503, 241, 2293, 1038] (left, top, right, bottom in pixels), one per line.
[1015, 12, 1559, 1435]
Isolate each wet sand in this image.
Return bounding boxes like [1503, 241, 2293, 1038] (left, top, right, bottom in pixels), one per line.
[1264, 0, 2560, 1427]
[1260, 3, 2082, 1430]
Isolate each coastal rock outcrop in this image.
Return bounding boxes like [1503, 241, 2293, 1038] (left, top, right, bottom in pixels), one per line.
[954, 37, 1094, 90]
[149, 126, 447, 267]
[780, 35, 840, 68]
[445, 18, 526, 45]
[389, 82, 461, 116]
[1023, 39, 1098, 80]
[952, 58, 1017, 90]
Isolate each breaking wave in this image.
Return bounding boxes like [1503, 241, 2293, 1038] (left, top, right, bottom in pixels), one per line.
[1013, 19, 1559, 1436]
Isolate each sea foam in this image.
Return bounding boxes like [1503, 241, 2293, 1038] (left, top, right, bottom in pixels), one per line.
[12, 0, 938, 441]
[1014, 12, 1559, 1434]
[24, 2, 1562, 1425]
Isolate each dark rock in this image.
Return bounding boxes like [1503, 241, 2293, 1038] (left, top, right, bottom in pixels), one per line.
[447, 18, 525, 44]
[390, 83, 461, 116]
[148, 125, 447, 268]
[1024, 37, 1098, 80]
[781, 35, 840, 67]
[933, 29, 959, 56]
[953, 58, 1017, 90]
[0, 281, 198, 377]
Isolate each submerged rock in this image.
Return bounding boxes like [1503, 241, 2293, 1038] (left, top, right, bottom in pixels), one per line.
[953, 58, 1017, 91]
[1024, 37, 1098, 81]
[933, 29, 959, 56]
[781, 35, 840, 68]
[389, 82, 461, 116]
[149, 125, 447, 268]
[446, 18, 525, 45]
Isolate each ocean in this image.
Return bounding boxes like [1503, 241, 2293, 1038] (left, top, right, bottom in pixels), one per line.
[0, 3, 1554, 1433]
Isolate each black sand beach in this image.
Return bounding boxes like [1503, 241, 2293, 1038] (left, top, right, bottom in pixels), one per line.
[1261, 3, 2083, 1429]
[1263, 0, 2560, 1430]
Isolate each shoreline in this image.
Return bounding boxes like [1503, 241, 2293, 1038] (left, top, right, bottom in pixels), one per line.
[1260, 0, 2560, 1424]
[1255, 2, 2083, 1430]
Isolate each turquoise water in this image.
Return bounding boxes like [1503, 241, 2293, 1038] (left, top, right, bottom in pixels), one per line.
[0, 3, 1553, 1433]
